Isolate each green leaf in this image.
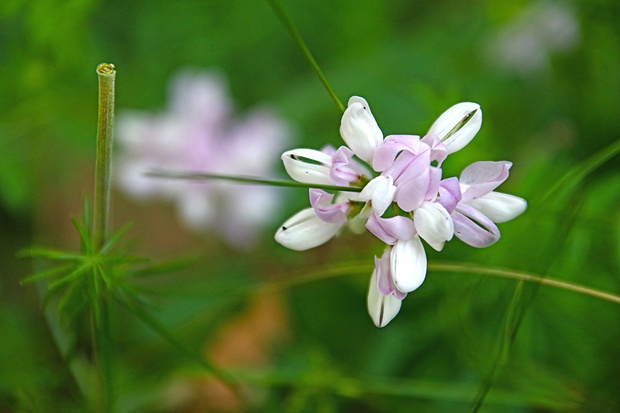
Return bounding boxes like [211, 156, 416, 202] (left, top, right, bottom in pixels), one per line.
[56, 276, 90, 323]
[71, 216, 94, 255]
[17, 248, 83, 261]
[128, 256, 197, 278]
[21, 263, 74, 284]
[100, 222, 133, 255]
[49, 262, 92, 290]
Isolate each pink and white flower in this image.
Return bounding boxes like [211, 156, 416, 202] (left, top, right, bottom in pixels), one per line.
[115, 69, 292, 248]
[275, 95, 524, 327]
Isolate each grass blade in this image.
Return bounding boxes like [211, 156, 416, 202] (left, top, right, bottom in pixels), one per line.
[114, 290, 243, 397]
[539, 137, 620, 205]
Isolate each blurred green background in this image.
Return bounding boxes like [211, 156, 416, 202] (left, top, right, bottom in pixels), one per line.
[1, 0, 619, 411]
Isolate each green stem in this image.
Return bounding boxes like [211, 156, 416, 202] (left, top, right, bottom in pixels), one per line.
[265, 0, 345, 113]
[93, 63, 116, 250]
[90, 303, 114, 413]
[260, 261, 620, 306]
[428, 262, 620, 305]
[92, 63, 116, 413]
[165, 261, 620, 307]
[145, 169, 363, 193]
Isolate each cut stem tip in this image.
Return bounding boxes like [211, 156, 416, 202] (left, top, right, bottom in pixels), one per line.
[97, 63, 116, 76]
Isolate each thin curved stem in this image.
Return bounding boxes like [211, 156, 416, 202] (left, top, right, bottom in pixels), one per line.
[265, 0, 345, 113]
[259, 261, 620, 306]
[429, 262, 620, 304]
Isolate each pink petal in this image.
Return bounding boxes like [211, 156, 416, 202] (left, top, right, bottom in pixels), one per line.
[460, 161, 512, 202]
[437, 177, 462, 213]
[452, 204, 500, 248]
[366, 214, 417, 245]
[372, 134, 424, 172]
[309, 189, 349, 224]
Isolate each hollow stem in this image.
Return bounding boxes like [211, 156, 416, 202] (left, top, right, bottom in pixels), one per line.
[91, 63, 117, 412]
[93, 63, 116, 250]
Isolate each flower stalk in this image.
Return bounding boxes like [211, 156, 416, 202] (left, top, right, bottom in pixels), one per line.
[145, 169, 364, 193]
[93, 63, 116, 250]
[265, 0, 345, 113]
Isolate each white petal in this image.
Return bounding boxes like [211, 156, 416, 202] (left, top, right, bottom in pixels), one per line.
[414, 201, 454, 251]
[358, 175, 397, 216]
[281, 149, 334, 185]
[427, 102, 482, 154]
[390, 237, 427, 293]
[275, 208, 341, 251]
[465, 191, 527, 223]
[367, 272, 402, 328]
[340, 96, 384, 164]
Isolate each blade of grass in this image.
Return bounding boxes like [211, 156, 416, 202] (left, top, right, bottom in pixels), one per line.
[114, 290, 244, 399]
[232, 367, 580, 410]
[265, 0, 345, 113]
[468, 189, 585, 412]
[469, 282, 525, 413]
[538, 137, 620, 205]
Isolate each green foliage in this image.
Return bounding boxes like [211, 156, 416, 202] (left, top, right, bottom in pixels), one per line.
[1, 0, 619, 411]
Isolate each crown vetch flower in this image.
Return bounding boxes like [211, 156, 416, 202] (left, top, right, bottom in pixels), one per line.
[275, 96, 525, 327]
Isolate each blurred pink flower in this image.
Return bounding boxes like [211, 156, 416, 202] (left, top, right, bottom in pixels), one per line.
[487, 2, 580, 76]
[115, 69, 292, 248]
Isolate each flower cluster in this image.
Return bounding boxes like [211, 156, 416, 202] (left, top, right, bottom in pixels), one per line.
[115, 69, 292, 248]
[275, 97, 527, 327]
